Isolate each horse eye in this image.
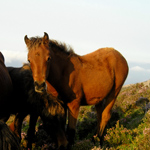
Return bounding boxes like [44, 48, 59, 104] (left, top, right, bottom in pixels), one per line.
[47, 57, 51, 62]
[28, 59, 30, 63]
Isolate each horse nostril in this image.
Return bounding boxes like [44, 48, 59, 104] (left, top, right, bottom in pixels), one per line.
[41, 82, 46, 88]
[34, 81, 38, 87]
[34, 81, 46, 93]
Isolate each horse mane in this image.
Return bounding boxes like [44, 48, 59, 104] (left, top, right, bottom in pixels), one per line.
[49, 40, 75, 55]
[27, 36, 75, 56]
[21, 63, 65, 116]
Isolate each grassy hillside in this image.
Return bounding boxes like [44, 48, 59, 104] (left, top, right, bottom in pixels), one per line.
[7, 82, 150, 149]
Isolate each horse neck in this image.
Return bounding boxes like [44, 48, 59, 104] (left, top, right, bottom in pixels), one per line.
[7, 68, 19, 85]
[48, 50, 71, 86]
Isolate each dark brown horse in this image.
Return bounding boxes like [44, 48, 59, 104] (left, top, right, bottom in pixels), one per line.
[7, 64, 67, 149]
[25, 32, 129, 147]
[0, 52, 13, 121]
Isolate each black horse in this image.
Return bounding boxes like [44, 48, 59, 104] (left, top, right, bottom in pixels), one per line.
[7, 64, 67, 149]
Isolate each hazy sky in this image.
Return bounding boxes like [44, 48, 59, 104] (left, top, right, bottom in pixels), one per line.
[0, 0, 150, 85]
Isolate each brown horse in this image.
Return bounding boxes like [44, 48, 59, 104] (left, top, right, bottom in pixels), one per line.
[25, 32, 129, 147]
[7, 64, 67, 149]
[0, 52, 13, 121]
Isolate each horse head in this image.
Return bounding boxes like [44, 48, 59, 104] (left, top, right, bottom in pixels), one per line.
[24, 32, 51, 93]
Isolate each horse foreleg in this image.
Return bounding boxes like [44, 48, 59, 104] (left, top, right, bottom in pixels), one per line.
[67, 100, 80, 146]
[56, 123, 68, 149]
[27, 114, 38, 149]
[56, 108, 68, 149]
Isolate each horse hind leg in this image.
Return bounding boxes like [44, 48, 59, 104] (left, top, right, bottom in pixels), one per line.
[95, 101, 105, 146]
[95, 85, 122, 146]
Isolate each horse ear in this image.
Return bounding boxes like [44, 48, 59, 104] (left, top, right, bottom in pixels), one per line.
[42, 32, 49, 45]
[0, 52, 4, 62]
[24, 35, 30, 46]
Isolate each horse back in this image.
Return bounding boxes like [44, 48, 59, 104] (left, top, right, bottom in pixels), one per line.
[79, 47, 128, 83]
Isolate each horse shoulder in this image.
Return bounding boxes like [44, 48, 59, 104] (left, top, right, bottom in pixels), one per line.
[66, 55, 82, 82]
[0, 64, 12, 89]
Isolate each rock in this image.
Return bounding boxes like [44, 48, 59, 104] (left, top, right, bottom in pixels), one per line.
[135, 97, 149, 107]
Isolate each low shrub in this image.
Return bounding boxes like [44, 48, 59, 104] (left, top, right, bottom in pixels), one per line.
[136, 127, 150, 150]
[72, 139, 95, 150]
[104, 121, 136, 147]
[76, 107, 97, 140]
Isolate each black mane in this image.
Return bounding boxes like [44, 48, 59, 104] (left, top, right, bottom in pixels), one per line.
[49, 39, 74, 55]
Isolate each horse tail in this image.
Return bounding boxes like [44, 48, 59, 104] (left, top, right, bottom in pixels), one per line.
[0, 121, 21, 150]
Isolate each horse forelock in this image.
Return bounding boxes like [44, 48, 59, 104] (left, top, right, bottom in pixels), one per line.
[27, 37, 43, 50]
[22, 63, 31, 71]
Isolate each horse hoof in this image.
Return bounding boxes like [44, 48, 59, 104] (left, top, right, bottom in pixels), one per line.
[66, 143, 72, 150]
[58, 145, 67, 150]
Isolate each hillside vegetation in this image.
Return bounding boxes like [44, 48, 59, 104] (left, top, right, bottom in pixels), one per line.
[7, 81, 150, 149]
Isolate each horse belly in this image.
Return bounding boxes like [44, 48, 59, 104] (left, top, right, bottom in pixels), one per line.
[84, 88, 111, 105]
[82, 73, 113, 105]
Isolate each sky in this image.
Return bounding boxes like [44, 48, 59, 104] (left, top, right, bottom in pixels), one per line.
[0, 0, 150, 85]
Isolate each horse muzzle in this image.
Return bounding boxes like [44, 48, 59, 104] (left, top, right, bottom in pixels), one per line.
[34, 81, 47, 93]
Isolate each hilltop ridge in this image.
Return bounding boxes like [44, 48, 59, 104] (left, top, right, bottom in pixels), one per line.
[124, 79, 150, 88]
